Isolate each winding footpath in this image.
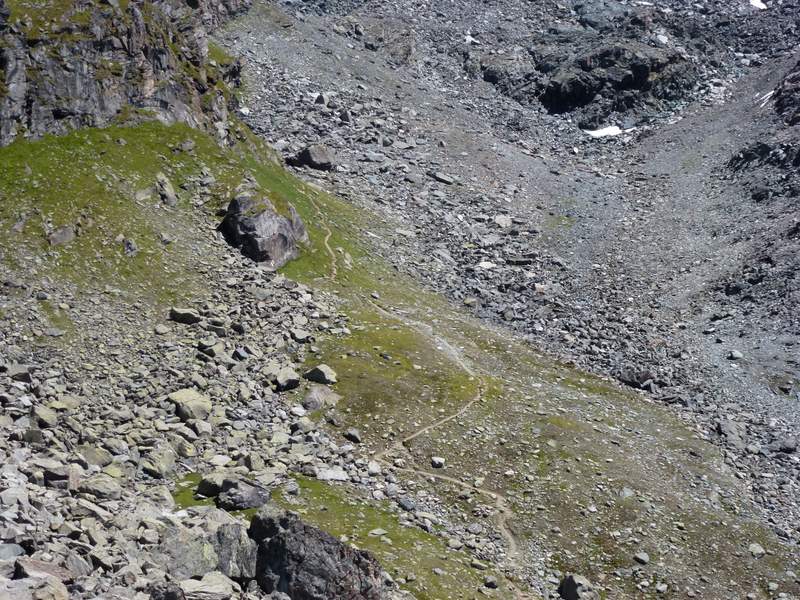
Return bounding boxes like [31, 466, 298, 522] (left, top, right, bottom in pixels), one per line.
[304, 190, 532, 598]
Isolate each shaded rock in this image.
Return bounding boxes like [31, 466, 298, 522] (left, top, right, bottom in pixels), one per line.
[212, 523, 258, 580]
[216, 479, 269, 511]
[169, 388, 212, 422]
[179, 571, 237, 600]
[274, 367, 301, 392]
[289, 144, 335, 170]
[169, 307, 203, 325]
[558, 573, 600, 600]
[249, 506, 384, 599]
[198, 472, 227, 498]
[149, 582, 186, 600]
[219, 194, 308, 270]
[303, 364, 337, 385]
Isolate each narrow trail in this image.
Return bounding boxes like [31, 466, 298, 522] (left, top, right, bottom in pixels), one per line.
[306, 192, 531, 597]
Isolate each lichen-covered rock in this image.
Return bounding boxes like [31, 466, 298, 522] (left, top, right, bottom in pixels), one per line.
[219, 194, 308, 269]
[249, 506, 385, 599]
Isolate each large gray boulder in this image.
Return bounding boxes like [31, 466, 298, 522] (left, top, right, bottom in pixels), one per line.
[219, 194, 308, 270]
[248, 506, 384, 599]
[289, 144, 335, 170]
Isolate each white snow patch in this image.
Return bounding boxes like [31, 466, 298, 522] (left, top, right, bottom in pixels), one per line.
[583, 125, 635, 138]
[757, 90, 774, 108]
[749, 0, 767, 9]
[477, 261, 497, 270]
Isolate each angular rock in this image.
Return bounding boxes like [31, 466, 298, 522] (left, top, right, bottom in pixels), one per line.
[303, 364, 337, 385]
[289, 144, 335, 170]
[216, 479, 270, 511]
[212, 523, 257, 580]
[249, 506, 384, 599]
[169, 389, 212, 422]
[219, 194, 308, 270]
[558, 573, 600, 600]
[169, 307, 203, 325]
[179, 571, 237, 600]
[274, 367, 301, 392]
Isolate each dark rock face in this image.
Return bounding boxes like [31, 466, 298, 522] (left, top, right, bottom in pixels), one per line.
[219, 193, 308, 269]
[775, 60, 800, 125]
[0, 0, 251, 146]
[211, 523, 258, 581]
[249, 506, 385, 600]
[464, 4, 710, 128]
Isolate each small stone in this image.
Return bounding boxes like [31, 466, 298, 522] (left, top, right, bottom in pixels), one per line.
[33, 406, 58, 428]
[78, 474, 122, 500]
[430, 456, 445, 468]
[748, 543, 765, 558]
[169, 307, 202, 325]
[634, 552, 650, 565]
[169, 388, 212, 422]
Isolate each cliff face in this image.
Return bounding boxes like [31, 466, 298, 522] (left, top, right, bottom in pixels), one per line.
[0, 0, 250, 146]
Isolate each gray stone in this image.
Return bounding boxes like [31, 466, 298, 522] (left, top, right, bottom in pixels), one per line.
[216, 478, 269, 511]
[169, 307, 203, 325]
[558, 573, 600, 600]
[219, 194, 308, 270]
[274, 367, 301, 392]
[289, 144, 335, 170]
[303, 364, 337, 385]
[78, 474, 122, 500]
[179, 571, 236, 600]
[211, 523, 257, 580]
[169, 389, 212, 422]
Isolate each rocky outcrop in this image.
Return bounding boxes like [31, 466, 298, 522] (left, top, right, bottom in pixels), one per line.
[775, 59, 800, 125]
[463, 2, 712, 128]
[249, 505, 385, 600]
[219, 192, 308, 269]
[0, 0, 251, 146]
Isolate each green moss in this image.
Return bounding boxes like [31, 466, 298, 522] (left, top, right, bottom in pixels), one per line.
[6, 0, 97, 41]
[208, 42, 235, 67]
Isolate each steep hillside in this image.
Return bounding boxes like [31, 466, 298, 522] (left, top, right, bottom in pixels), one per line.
[1, 1, 800, 600]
